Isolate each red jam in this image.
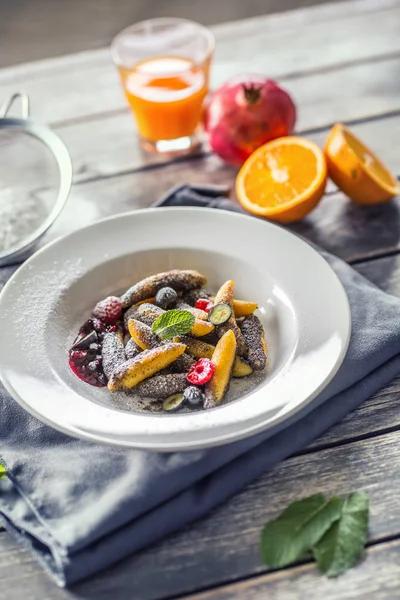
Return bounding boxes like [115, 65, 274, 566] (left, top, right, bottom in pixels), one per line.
[68, 318, 108, 387]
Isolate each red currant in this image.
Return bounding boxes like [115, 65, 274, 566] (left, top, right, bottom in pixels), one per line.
[71, 350, 87, 362]
[195, 299, 213, 313]
[186, 358, 215, 385]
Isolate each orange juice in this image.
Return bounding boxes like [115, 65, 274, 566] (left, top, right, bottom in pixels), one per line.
[118, 56, 209, 142]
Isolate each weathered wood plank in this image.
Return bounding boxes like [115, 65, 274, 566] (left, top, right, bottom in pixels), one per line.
[307, 377, 400, 449]
[4, 128, 400, 599]
[2, 1, 399, 185]
[34, 113, 400, 264]
[73, 431, 400, 599]
[0, 0, 398, 126]
[54, 58, 400, 183]
[2, 431, 400, 600]
[1, 3, 400, 598]
[56, 112, 200, 182]
[38, 154, 236, 245]
[184, 540, 400, 600]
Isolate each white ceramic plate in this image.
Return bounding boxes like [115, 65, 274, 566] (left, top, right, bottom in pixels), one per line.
[0, 208, 351, 451]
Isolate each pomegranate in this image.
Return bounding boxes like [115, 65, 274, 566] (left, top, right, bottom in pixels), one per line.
[204, 74, 296, 166]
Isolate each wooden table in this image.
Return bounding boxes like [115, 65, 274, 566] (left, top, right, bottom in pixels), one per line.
[1, 0, 400, 597]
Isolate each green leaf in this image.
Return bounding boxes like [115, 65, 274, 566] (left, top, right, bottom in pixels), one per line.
[0, 463, 6, 480]
[260, 494, 343, 568]
[152, 309, 195, 340]
[313, 492, 369, 577]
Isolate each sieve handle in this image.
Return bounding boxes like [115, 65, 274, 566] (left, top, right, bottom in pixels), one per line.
[0, 93, 30, 119]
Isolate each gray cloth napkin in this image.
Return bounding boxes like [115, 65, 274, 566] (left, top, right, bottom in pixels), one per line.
[1, 185, 400, 587]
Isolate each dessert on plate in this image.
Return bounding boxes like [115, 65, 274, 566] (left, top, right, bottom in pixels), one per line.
[69, 269, 267, 412]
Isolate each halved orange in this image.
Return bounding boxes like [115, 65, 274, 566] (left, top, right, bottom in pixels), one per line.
[235, 136, 327, 223]
[324, 123, 399, 205]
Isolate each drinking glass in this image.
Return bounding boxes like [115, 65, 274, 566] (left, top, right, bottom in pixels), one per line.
[111, 18, 215, 154]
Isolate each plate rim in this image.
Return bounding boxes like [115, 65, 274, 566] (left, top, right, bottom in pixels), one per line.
[0, 207, 352, 451]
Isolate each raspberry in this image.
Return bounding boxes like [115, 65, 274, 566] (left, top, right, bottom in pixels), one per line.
[71, 350, 87, 362]
[186, 358, 215, 385]
[195, 299, 213, 313]
[93, 296, 122, 325]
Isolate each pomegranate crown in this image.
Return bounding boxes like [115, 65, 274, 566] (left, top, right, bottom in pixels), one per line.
[242, 82, 263, 104]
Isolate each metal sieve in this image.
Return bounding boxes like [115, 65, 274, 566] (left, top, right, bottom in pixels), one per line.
[0, 93, 73, 266]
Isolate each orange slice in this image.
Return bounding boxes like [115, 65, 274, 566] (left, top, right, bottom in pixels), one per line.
[235, 136, 327, 223]
[324, 123, 399, 205]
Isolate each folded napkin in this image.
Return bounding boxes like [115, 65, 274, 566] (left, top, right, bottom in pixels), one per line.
[2, 184, 400, 587]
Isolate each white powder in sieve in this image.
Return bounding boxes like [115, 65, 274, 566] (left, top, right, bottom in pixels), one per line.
[0, 187, 48, 252]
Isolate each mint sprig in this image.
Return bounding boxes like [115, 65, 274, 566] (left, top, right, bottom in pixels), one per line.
[0, 463, 6, 480]
[260, 492, 369, 577]
[152, 309, 195, 340]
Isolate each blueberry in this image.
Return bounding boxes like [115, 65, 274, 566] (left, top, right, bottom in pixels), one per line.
[87, 361, 98, 373]
[155, 287, 178, 310]
[183, 386, 204, 407]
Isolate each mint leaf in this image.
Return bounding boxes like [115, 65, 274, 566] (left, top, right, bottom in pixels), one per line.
[260, 494, 343, 568]
[152, 309, 195, 340]
[0, 463, 6, 480]
[313, 492, 369, 577]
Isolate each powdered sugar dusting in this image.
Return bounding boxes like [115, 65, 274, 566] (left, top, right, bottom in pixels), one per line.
[4, 258, 86, 378]
[0, 187, 48, 252]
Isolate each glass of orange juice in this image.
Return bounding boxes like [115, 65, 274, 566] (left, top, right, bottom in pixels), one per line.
[111, 18, 215, 154]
